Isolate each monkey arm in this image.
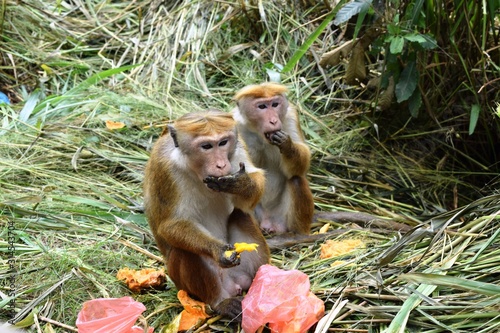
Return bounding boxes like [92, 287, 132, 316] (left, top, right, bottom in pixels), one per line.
[204, 163, 265, 213]
[282, 140, 311, 177]
[269, 131, 311, 177]
[155, 219, 240, 268]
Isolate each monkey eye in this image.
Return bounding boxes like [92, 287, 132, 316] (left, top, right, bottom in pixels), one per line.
[258, 104, 267, 109]
[201, 143, 213, 150]
[219, 139, 228, 147]
[272, 102, 279, 107]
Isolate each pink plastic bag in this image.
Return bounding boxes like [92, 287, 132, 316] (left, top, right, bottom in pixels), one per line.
[76, 296, 152, 333]
[242, 264, 325, 333]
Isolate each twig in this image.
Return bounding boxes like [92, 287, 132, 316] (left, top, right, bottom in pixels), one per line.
[38, 316, 78, 332]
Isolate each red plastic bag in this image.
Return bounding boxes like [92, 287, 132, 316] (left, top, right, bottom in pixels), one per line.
[242, 264, 324, 333]
[76, 296, 152, 333]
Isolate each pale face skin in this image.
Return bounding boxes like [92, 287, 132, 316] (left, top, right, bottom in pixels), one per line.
[186, 132, 236, 181]
[240, 95, 289, 141]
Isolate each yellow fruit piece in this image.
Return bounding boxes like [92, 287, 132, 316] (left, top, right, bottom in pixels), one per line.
[234, 242, 259, 253]
[224, 250, 236, 259]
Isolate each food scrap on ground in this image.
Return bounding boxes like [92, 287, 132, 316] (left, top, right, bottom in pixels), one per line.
[116, 267, 166, 293]
[105, 120, 126, 130]
[177, 290, 211, 331]
[320, 239, 365, 260]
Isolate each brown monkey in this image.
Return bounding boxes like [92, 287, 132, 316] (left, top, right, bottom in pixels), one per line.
[232, 82, 314, 235]
[143, 110, 270, 319]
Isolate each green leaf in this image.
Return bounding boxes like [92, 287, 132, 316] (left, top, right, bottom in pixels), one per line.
[409, 0, 425, 26]
[408, 88, 422, 118]
[419, 34, 438, 49]
[19, 89, 43, 122]
[390, 35, 405, 54]
[395, 59, 418, 103]
[399, 273, 500, 296]
[333, 0, 372, 26]
[281, 11, 336, 74]
[469, 104, 481, 135]
[352, 7, 367, 40]
[386, 23, 400, 35]
[404, 33, 427, 44]
[32, 64, 140, 115]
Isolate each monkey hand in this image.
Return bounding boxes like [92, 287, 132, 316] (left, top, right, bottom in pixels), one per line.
[219, 244, 241, 268]
[203, 163, 248, 193]
[267, 130, 292, 152]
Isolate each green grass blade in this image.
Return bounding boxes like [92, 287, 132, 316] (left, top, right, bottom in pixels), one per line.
[399, 273, 500, 296]
[281, 11, 336, 73]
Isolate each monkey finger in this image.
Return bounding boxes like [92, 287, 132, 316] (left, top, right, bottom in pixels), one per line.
[221, 249, 241, 267]
[273, 130, 288, 142]
[204, 177, 222, 191]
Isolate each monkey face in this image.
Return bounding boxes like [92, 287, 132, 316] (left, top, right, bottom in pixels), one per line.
[186, 133, 236, 181]
[243, 95, 288, 141]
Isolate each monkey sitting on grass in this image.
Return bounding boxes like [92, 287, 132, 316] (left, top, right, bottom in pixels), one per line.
[232, 82, 315, 236]
[143, 110, 270, 319]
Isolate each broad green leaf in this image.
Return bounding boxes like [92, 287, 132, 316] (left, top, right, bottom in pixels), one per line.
[390, 35, 404, 54]
[404, 33, 427, 44]
[469, 104, 481, 135]
[386, 23, 400, 35]
[333, 0, 372, 26]
[395, 59, 418, 103]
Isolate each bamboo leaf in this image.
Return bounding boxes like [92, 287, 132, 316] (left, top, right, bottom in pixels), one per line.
[333, 0, 372, 26]
[32, 64, 140, 115]
[19, 89, 43, 122]
[399, 273, 500, 296]
[281, 11, 336, 73]
[469, 104, 481, 135]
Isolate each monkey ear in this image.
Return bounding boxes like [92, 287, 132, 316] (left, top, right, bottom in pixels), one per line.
[168, 124, 179, 147]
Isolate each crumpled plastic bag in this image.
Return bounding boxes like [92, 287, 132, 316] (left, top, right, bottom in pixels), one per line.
[76, 296, 153, 333]
[242, 264, 325, 333]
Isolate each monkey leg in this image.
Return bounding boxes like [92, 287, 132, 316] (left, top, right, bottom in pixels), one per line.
[257, 206, 288, 235]
[286, 175, 314, 234]
[167, 248, 243, 318]
[227, 209, 270, 289]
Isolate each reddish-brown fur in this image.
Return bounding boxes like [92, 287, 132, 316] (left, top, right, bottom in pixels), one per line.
[232, 83, 314, 235]
[143, 110, 269, 319]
